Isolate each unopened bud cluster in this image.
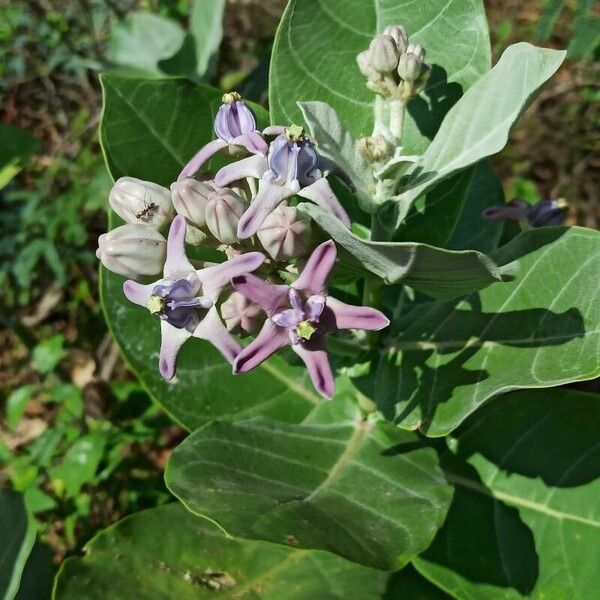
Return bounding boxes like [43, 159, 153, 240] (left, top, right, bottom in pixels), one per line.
[356, 25, 430, 101]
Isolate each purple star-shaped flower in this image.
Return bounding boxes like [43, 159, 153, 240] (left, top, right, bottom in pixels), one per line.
[123, 215, 265, 380]
[231, 240, 389, 397]
[214, 125, 351, 239]
[482, 198, 568, 228]
[177, 92, 269, 181]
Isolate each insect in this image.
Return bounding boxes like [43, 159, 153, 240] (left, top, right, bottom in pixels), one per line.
[135, 201, 159, 221]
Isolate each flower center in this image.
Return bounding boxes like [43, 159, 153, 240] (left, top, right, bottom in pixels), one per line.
[222, 91, 241, 104]
[285, 124, 306, 143]
[147, 295, 166, 315]
[296, 320, 317, 341]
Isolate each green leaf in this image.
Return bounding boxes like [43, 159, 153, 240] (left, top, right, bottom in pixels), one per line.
[376, 226, 600, 436]
[5, 386, 35, 431]
[385, 565, 451, 599]
[14, 543, 54, 600]
[100, 75, 268, 186]
[31, 335, 65, 374]
[395, 160, 505, 250]
[270, 0, 490, 154]
[190, 0, 226, 77]
[107, 12, 186, 75]
[298, 101, 375, 211]
[391, 44, 565, 226]
[0, 490, 36, 600]
[413, 388, 600, 599]
[53, 503, 388, 599]
[48, 432, 106, 498]
[300, 203, 502, 299]
[166, 399, 453, 570]
[535, 0, 565, 41]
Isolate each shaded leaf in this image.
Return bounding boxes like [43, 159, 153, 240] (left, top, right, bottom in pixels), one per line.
[14, 543, 54, 600]
[376, 227, 600, 436]
[53, 503, 387, 599]
[414, 388, 600, 599]
[166, 399, 453, 570]
[300, 203, 502, 299]
[31, 336, 65, 375]
[390, 44, 565, 226]
[190, 0, 226, 77]
[270, 0, 490, 154]
[0, 490, 36, 600]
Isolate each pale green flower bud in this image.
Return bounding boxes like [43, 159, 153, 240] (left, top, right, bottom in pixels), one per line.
[357, 134, 391, 163]
[205, 188, 247, 244]
[170, 178, 215, 229]
[383, 25, 408, 54]
[220, 291, 263, 334]
[356, 49, 378, 80]
[109, 177, 173, 229]
[256, 205, 312, 261]
[96, 224, 166, 279]
[369, 34, 400, 74]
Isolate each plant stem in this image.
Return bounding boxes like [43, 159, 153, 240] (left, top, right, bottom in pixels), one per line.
[389, 99, 407, 141]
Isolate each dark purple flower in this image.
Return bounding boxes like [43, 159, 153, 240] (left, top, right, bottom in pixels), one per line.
[177, 92, 268, 181]
[214, 125, 351, 239]
[231, 240, 389, 397]
[482, 198, 568, 228]
[123, 215, 265, 380]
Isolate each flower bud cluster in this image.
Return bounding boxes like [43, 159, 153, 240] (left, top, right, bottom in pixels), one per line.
[356, 25, 430, 100]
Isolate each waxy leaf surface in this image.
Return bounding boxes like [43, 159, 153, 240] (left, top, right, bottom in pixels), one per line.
[376, 227, 600, 435]
[166, 399, 453, 570]
[414, 389, 600, 599]
[53, 503, 387, 599]
[270, 0, 491, 154]
[300, 203, 502, 299]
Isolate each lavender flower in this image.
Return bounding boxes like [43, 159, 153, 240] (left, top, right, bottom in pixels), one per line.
[483, 198, 568, 228]
[122, 215, 265, 380]
[231, 240, 389, 397]
[214, 125, 351, 239]
[178, 92, 268, 181]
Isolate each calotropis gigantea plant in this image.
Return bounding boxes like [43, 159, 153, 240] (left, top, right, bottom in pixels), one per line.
[52, 2, 600, 598]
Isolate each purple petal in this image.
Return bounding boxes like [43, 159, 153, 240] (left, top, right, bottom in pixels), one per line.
[237, 181, 293, 239]
[232, 131, 268, 155]
[233, 320, 289, 373]
[292, 339, 334, 398]
[193, 306, 241, 365]
[123, 280, 155, 307]
[198, 252, 265, 300]
[271, 308, 300, 328]
[214, 155, 268, 187]
[305, 295, 326, 321]
[482, 205, 527, 221]
[325, 296, 390, 331]
[164, 216, 195, 279]
[177, 139, 227, 181]
[296, 178, 351, 227]
[292, 240, 337, 295]
[159, 320, 191, 380]
[215, 101, 257, 141]
[262, 125, 286, 137]
[231, 273, 288, 316]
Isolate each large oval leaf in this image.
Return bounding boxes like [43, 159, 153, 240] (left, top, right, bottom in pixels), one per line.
[166, 399, 453, 570]
[376, 226, 600, 436]
[413, 388, 600, 599]
[53, 503, 387, 599]
[0, 490, 36, 600]
[270, 0, 490, 154]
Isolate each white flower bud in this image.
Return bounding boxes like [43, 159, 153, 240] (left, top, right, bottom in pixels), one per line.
[257, 205, 312, 261]
[398, 44, 428, 83]
[368, 34, 400, 74]
[170, 178, 215, 229]
[205, 188, 247, 244]
[109, 177, 173, 229]
[356, 49, 378, 80]
[383, 25, 408, 53]
[96, 224, 166, 279]
[220, 291, 263, 334]
[357, 134, 390, 163]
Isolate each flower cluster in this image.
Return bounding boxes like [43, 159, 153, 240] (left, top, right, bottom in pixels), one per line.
[97, 91, 387, 396]
[356, 25, 431, 101]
